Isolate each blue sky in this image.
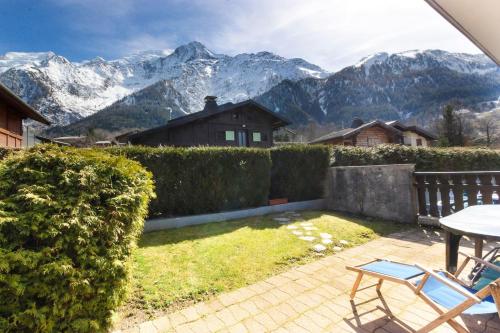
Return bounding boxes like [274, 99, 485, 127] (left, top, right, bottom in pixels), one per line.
[0, 0, 481, 71]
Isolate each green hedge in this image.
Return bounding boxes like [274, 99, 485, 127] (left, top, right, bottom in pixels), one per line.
[332, 144, 500, 171]
[108, 146, 271, 216]
[270, 145, 331, 201]
[0, 145, 154, 333]
[0, 147, 10, 160]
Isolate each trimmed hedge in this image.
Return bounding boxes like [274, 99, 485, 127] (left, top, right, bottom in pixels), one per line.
[332, 144, 500, 171]
[0, 147, 10, 160]
[108, 146, 271, 216]
[0, 145, 154, 333]
[270, 145, 331, 201]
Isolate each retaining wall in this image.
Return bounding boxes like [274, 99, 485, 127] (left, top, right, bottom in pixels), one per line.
[325, 164, 417, 223]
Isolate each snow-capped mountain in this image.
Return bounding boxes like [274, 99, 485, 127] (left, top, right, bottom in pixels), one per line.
[0, 41, 328, 126]
[46, 80, 190, 136]
[257, 49, 500, 126]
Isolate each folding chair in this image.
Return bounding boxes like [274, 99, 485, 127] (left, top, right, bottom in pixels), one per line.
[346, 252, 500, 333]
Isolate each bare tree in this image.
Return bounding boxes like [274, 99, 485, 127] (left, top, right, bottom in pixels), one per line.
[479, 117, 498, 147]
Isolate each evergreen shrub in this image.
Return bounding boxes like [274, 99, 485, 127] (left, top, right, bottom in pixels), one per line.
[0, 145, 154, 332]
[332, 144, 500, 171]
[108, 146, 271, 216]
[270, 145, 331, 201]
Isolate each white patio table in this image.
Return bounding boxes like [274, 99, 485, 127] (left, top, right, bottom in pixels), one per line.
[439, 205, 500, 273]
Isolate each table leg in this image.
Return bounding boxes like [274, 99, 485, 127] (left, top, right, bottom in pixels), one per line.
[446, 231, 462, 273]
[474, 237, 484, 258]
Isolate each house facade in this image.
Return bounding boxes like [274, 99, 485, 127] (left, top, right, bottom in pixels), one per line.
[309, 119, 402, 146]
[128, 96, 290, 148]
[310, 118, 436, 147]
[385, 121, 437, 147]
[0, 83, 50, 148]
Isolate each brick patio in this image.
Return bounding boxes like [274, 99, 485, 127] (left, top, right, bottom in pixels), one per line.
[115, 228, 500, 333]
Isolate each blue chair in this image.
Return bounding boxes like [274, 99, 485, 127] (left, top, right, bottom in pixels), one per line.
[346, 252, 500, 333]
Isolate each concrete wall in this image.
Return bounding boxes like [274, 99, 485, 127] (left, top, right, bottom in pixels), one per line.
[144, 199, 326, 232]
[325, 164, 417, 223]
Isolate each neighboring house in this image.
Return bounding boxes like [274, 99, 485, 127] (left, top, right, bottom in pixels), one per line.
[0, 83, 50, 148]
[385, 120, 437, 147]
[128, 96, 291, 147]
[310, 118, 436, 147]
[309, 118, 402, 146]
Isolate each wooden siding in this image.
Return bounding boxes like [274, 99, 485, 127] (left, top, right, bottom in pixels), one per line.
[132, 104, 275, 148]
[0, 101, 23, 148]
[355, 126, 391, 147]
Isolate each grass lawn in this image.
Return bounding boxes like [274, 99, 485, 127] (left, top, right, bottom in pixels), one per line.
[121, 210, 412, 323]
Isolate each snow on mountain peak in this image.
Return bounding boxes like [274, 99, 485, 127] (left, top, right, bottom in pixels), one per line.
[354, 49, 497, 76]
[171, 41, 217, 62]
[0, 42, 328, 126]
[0, 51, 55, 73]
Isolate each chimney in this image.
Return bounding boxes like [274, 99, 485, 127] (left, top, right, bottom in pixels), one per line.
[203, 95, 218, 112]
[350, 117, 364, 128]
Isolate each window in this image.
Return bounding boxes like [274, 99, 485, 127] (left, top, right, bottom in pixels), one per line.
[367, 137, 382, 146]
[225, 130, 235, 141]
[416, 138, 423, 146]
[253, 132, 261, 142]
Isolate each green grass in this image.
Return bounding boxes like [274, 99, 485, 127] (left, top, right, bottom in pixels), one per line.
[128, 211, 411, 313]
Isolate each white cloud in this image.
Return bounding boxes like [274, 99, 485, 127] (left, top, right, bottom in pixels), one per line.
[50, 0, 482, 70]
[201, 0, 482, 70]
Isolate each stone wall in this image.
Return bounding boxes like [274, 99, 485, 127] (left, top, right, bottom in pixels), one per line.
[325, 164, 417, 223]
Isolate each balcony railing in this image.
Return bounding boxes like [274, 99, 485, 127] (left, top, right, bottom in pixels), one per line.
[414, 171, 500, 218]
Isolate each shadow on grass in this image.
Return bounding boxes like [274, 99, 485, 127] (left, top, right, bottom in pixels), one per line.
[137, 211, 300, 248]
[138, 210, 414, 249]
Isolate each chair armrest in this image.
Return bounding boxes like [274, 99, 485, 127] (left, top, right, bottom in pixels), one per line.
[414, 264, 482, 303]
[459, 251, 500, 274]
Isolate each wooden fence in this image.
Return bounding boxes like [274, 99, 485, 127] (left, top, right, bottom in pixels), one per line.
[414, 171, 500, 218]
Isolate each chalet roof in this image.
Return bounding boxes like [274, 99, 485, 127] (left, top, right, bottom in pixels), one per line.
[129, 99, 291, 140]
[0, 83, 50, 125]
[385, 120, 438, 140]
[309, 120, 401, 144]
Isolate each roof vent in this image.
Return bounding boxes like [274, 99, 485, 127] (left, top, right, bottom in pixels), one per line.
[350, 117, 364, 128]
[204, 95, 218, 112]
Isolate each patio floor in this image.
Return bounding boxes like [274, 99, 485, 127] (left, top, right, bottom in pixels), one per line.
[116, 227, 500, 333]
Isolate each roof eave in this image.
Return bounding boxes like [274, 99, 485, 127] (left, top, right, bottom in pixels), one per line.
[424, 0, 500, 65]
[0, 83, 51, 125]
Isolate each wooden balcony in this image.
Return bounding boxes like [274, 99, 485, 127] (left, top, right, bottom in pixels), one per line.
[414, 171, 500, 219]
[0, 127, 23, 148]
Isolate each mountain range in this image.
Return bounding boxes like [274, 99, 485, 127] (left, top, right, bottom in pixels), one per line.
[0, 42, 499, 137]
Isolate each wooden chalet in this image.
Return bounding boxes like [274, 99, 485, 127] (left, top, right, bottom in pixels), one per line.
[0, 83, 50, 148]
[128, 96, 291, 147]
[310, 118, 436, 147]
[310, 118, 402, 147]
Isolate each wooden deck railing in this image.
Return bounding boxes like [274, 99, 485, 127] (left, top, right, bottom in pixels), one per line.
[414, 171, 500, 218]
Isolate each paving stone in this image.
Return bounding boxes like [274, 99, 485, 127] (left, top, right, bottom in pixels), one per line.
[151, 316, 171, 333]
[322, 238, 333, 245]
[319, 232, 333, 239]
[273, 217, 290, 222]
[204, 315, 225, 332]
[115, 229, 494, 333]
[299, 222, 313, 227]
[292, 230, 303, 236]
[313, 244, 327, 252]
[228, 323, 248, 333]
[303, 226, 318, 231]
[339, 240, 349, 245]
[286, 225, 298, 229]
[298, 236, 315, 242]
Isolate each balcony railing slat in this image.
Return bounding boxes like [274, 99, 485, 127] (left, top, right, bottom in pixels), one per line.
[414, 171, 498, 219]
